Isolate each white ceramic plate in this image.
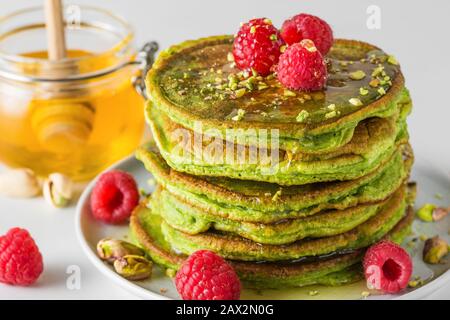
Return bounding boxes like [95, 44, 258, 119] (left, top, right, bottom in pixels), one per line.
[76, 154, 450, 300]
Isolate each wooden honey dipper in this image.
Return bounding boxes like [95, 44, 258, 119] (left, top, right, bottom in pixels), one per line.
[32, 0, 94, 153]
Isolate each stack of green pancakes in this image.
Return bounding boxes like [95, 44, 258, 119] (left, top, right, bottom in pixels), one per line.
[130, 36, 415, 289]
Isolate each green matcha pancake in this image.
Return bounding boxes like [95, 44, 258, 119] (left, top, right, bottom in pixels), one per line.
[157, 185, 410, 261]
[129, 197, 414, 289]
[146, 96, 409, 185]
[151, 184, 398, 245]
[146, 36, 410, 154]
[136, 142, 413, 223]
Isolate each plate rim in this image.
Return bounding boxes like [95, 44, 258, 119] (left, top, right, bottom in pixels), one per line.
[75, 154, 450, 300]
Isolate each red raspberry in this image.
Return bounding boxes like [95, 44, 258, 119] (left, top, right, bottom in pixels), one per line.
[363, 240, 412, 294]
[232, 18, 285, 76]
[175, 250, 241, 300]
[90, 170, 139, 224]
[277, 39, 327, 91]
[0, 228, 43, 286]
[280, 13, 333, 55]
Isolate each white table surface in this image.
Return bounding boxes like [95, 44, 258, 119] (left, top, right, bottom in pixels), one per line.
[0, 0, 449, 299]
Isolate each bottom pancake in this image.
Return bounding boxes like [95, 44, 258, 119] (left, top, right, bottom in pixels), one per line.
[129, 198, 414, 289]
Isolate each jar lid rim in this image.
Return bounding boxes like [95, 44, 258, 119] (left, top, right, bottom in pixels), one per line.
[0, 5, 136, 80]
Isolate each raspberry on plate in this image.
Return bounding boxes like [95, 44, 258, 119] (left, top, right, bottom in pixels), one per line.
[277, 39, 327, 91]
[281, 13, 333, 55]
[363, 240, 413, 293]
[232, 18, 285, 76]
[0, 228, 43, 286]
[175, 250, 241, 300]
[90, 170, 139, 224]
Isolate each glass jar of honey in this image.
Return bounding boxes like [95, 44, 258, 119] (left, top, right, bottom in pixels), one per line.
[0, 6, 157, 180]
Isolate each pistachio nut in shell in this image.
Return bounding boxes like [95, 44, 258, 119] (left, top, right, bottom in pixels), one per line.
[113, 255, 152, 280]
[97, 238, 145, 263]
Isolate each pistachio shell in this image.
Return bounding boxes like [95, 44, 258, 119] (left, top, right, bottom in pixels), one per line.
[0, 168, 41, 198]
[43, 173, 73, 208]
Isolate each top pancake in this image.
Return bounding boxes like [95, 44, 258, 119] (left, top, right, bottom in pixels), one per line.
[146, 35, 408, 153]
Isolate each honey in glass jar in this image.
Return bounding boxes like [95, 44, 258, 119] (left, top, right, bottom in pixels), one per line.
[0, 6, 157, 180]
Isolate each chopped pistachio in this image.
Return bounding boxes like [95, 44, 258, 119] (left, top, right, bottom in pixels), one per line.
[325, 110, 337, 119]
[361, 291, 371, 298]
[359, 87, 369, 96]
[234, 87, 246, 97]
[419, 234, 428, 241]
[251, 68, 258, 77]
[349, 98, 363, 107]
[377, 87, 386, 96]
[408, 280, 420, 288]
[263, 18, 272, 25]
[387, 55, 398, 65]
[270, 34, 278, 41]
[250, 26, 256, 34]
[258, 83, 269, 90]
[303, 94, 312, 100]
[272, 189, 282, 202]
[166, 268, 176, 278]
[183, 72, 189, 79]
[283, 89, 297, 97]
[417, 203, 435, 222]
[308, 290, 319, 296]
[261, 111, 268, 117]
[227, 52, 234, 62]
[264, 192, 272, 197]
[280, 45, 287, 53]
[371, 65, 385, 77]
[369, 79, 380, 87]
[327, 103, 336, 111]
[349, 70, 366, 80]
[296, 110, 310, 123]
[231, 108, 246, 121]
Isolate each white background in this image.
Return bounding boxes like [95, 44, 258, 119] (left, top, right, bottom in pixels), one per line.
[0, 0, 449, 299]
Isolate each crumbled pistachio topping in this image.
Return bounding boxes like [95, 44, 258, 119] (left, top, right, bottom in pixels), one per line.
[308, 290, 319, 296]
[327, 103, 336, 111]
[272, 189, 282, 202]
[349, 98, 363, 107]
[231, 108, 246, 121]
[270, 34, 278, 41]
[371, 65, 385, 77]
[250, 26, 256, 34]
[359, 87, 369, 96]
[325, 110, 337, 119]
[283, 89, 297, 97]
[387, 55, 398, 65]
[377, 87, 386, 96]
[349, 70, 366, 80]
[369, 79, 380, 87]
[280, 45, 287, 53]
[296, 110, 310, 122]
[227, 52, 234, 62]
[361, 291, 371, 298]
